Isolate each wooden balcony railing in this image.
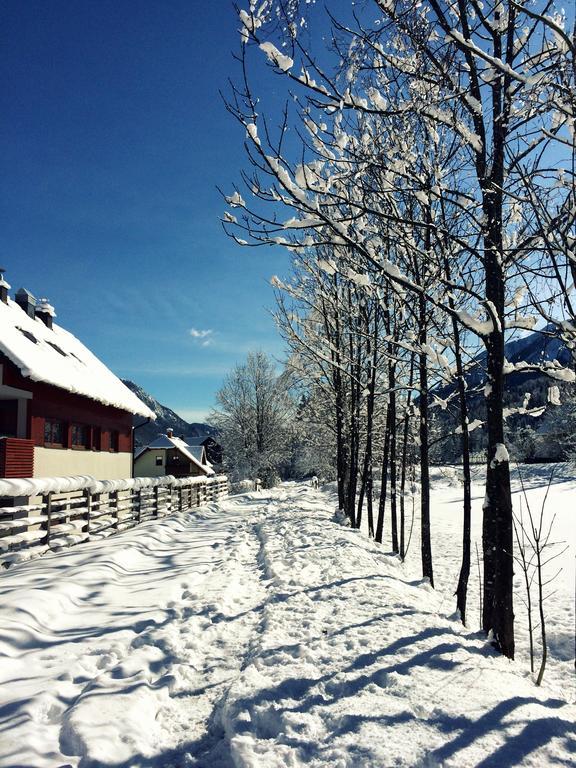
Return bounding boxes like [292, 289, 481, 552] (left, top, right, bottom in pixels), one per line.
[0, 437, 34, 479]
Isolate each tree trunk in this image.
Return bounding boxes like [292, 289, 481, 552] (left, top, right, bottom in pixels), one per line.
[480, 57, 515, 653]
[376, 402, 391, 544]
[453, 319, 472, 625]
[418, 292, 434, 587]
[362, 307, 378, 538]
[399, 353, 416, 560]
[482, 250, 514, 656]
[444, 255, 472, 625]
[389, 356, 399, 554]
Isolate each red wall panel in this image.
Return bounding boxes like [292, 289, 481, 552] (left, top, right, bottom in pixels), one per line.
[1, 357, 133, 453]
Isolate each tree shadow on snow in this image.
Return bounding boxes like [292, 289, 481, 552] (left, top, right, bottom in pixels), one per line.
[227, 626, 487, 719]
[428, 696, 573, 766]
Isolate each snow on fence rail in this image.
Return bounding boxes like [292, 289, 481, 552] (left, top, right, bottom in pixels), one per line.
[0, 473, 228, 567]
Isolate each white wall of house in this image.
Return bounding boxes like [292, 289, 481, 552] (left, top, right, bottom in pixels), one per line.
[133, 450, 166, 478]
[34, 447, 132, 480]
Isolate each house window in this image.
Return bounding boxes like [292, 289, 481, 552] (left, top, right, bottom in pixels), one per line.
[71, 424, 89, 449]
[155, 455, 163, 466]
[110, 430, 119, 452]
[44, 419, 65, 447]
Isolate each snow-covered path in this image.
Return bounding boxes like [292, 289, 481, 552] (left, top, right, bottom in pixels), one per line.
[0, 485, 574, 767]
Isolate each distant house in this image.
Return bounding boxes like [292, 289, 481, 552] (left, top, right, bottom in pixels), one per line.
[0, 271, 155, 480]
[183, 435, 223, 465]
[133, 429, 214, 478]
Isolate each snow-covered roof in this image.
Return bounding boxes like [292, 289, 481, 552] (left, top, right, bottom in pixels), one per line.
[139, 433, 214, 475]
[183, 435, 217, 447]
[0, 297, 155, 419]
[187, 445, 205, 461]
[182, 436, 206, 446]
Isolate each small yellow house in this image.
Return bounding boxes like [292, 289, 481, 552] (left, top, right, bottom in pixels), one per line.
[134, 429, 214, 478]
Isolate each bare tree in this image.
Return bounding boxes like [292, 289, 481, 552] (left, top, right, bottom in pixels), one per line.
[211, 351, 293, 485]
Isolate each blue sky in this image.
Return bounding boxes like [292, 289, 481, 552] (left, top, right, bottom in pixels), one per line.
[1, 0, 290, 423]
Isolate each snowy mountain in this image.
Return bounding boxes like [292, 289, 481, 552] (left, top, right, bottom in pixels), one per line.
[436, 327, 573, 396]
[429, 328, 575, 462]
[121, 379, 217, 446]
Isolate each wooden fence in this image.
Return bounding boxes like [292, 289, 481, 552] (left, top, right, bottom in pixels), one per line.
[0, 474, 228, 567]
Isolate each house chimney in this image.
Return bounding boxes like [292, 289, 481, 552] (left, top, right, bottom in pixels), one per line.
[167, 428, 174, 438]
[36, 298, 56, 330]
[0, 268, 9, 305]
[15, 288, 37, 319]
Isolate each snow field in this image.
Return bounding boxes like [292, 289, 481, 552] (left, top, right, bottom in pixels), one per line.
[218, 484, 575, 767]
[0, 500, 267, 767]
[0, 481, 574, 767]
[388, 465, 576, 698]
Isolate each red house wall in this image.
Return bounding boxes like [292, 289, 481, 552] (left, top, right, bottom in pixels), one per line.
[1, 357, 133, 453]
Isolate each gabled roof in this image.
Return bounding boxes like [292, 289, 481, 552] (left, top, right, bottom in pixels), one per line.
[186, 445, 206, 462]
[182, 436, 206, 447]
[0, 297, 155, 419]
[183, 435, 219, 447]
[139, 433, 214, 475]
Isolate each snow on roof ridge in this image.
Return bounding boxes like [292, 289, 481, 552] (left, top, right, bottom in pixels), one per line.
[36, 298, 56, 317]
[0, 297, 155, 419]
[167, 435, 214, 474]
[141, 433, 214, 475]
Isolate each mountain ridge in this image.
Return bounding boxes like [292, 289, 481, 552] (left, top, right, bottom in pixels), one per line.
[122, 379, 216, 446]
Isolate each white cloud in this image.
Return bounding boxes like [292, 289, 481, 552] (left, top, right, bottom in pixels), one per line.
[190, 327, 213, 339]
[189, 327, 215, 347]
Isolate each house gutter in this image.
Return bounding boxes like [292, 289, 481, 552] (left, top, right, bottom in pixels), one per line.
[131, 417, 151, 477]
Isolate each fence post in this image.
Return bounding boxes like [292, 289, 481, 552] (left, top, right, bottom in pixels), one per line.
[137, 488, 142, 525]
[113, 490, 119, 530]
[84, 489, 92, 536]
[93, 493, 100, 532]
[179, 485, 183, 513]
[44, 492, 52, 546]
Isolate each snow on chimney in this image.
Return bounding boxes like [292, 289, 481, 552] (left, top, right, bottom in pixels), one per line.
[15, 288, 37, 319]
[0, 268, 9, 305]
[36, 298, 56, 330]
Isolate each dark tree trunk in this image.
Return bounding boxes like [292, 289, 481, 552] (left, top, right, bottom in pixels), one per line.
[389, 356, 399, 554]
[453, 317, 472, 625]
[482, 245, 514, 657]
[357, 450, 368, 532]
[326, 284, 348, 519]
[346, 288, 361, 527]
[376, 402, 391, 544]
[418, 291, 434, 587]
[444, 255, 472, 625]
[361, 306, 378, 538]
[399, 353, 416, 561]
[479, 39, 515, 655]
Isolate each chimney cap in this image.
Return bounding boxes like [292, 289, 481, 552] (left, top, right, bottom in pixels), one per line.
[16, 287, 37, 303]
[166, 428, 174, 438]
[0, 268, 9, 291]
[37, 298, 56, 318]
[15, 287, 37, 318]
